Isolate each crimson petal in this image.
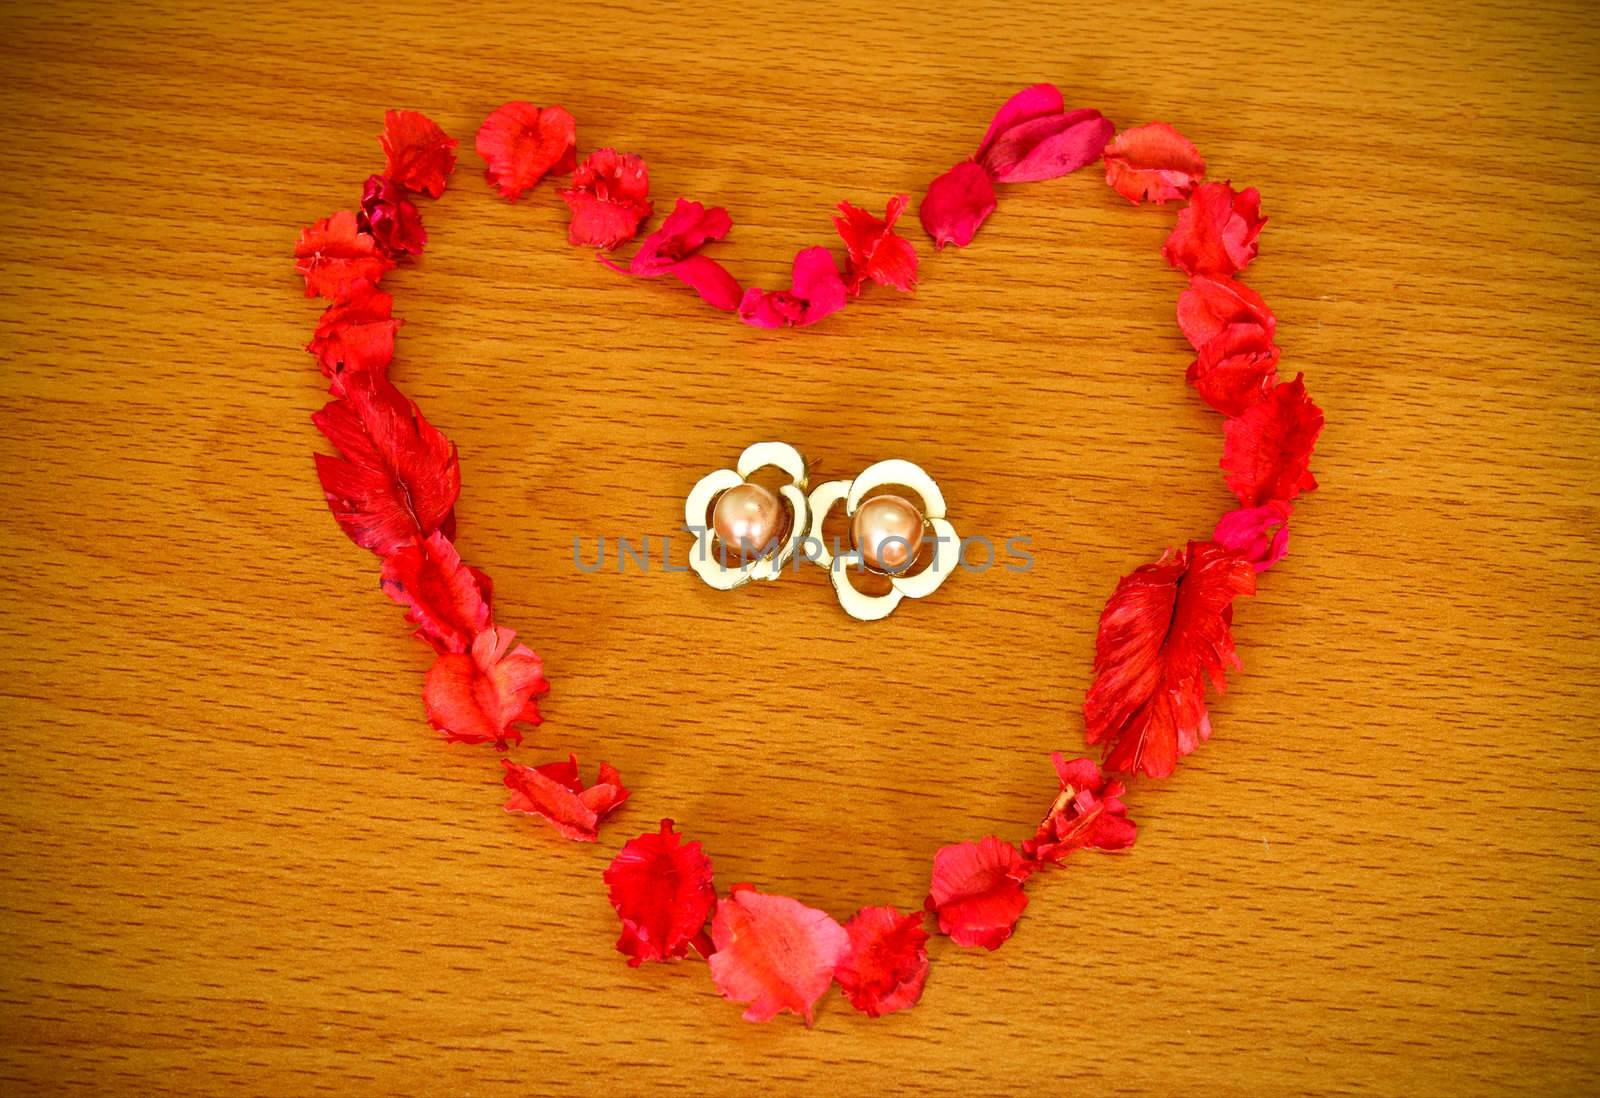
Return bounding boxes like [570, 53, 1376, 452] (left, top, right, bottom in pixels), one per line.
[835, 906, 930, 1017]
[603, 820, 716, 966]
[379, 531, 492, 653]
[1221, 374, 1324, 506]
[925, 837, 1032, 950]
[311, 372, 459, 557]
[1083, 542, 1256, 777]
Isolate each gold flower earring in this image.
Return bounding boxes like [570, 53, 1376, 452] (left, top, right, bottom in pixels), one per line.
[805, 459, 960, 621]
[685, 442, 811, 590]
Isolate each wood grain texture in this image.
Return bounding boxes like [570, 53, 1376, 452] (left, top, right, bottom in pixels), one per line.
[0, 0, 1596, 1094]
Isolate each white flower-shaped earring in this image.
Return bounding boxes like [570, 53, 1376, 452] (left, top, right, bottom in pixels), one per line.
[806, 459, 959, 621]
[685, 442, 811, 590]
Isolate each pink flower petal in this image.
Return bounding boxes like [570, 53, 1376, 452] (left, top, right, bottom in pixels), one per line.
[976, 83, 1065, 159]
[1213, 501, 1293, 572]
[708, 886, 849, 1024]
[669, 253, 743, 311]
[981, 108, 1114, 183]
[737, 246, 846, 329]
[918, 160, 996, 250]
[601, 197, 742, 310]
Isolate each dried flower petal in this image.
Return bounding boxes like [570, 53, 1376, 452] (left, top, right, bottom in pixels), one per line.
[978, 107, 1113, 184]
[925, 837, 1032, 950]
[737, 246, 847, 329]
[976, 83, 1066, 155]
[1177, 274, 1276, 351]
[659, 254, 743, 312]
[379, 531, 492, 653]
[557, 147, 653, 248]
[1164, 182, 1266, 277]
[921, 85, 1111, 249]
[601, 197, 741, 310]
[476, 102, 577, 201]
[422, 626, 548, 747]
[1214, 501, 1293, 573]
[294, 210, 393, 300]
[358, 175, 427, 258]
[1103, 121, 1206, 205]
[708, 886, 849, 1024]
[1084, 541, 1256, 778]
[311, 372, 459, 556]
[1221, 374, 1324, 506]
[501, 755, 628, 842]
[919, 160, 996, 250]
[619, 197, 731, 272]
[603, 820, 717, 967]
[381, 109, 458, 199]
[835, 906, 930, 1017]
[970, 85, 1108, 183]
[305, 280, 400, 393]
[834, 194, 918, 295]
[1187, 323, 1280, 416]
[1022, 753, 1137, 864]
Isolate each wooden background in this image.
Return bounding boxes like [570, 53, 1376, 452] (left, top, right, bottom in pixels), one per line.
[1, 0, 1596, 1094]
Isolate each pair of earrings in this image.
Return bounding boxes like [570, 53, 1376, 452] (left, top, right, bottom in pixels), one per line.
[685, 442, 959, 621]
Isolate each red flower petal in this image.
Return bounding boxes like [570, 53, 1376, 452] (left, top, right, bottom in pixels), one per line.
[1221, 374, 1325, 506]
[665, 254, 743, 311]
[1103, 122, 1206, 205]
[1163, 182, 1266, 277]
[835, 906, 930, 1017]
[603, 820, 717, 967]
[558, 148, 653, 249]
[1213, 501, 1293, 573]
[976, 83, 1065, 157]
[311, 372, 460, 556]
[379, 531, 493, 653]
[979, 108, 1113, 184]
[627, 198, 734, 272]
[924, 836, 1032, 950]
[294, 210, 393, 300]
[1083, 541, 1256, 778]
[475, 102, 577, 201]
[421, 626, 548, 747]
[1176, 274, 1276, 351]
[358, 175, 427, 258]
[918, 160, 996, 250]
[1021, 753, 1137, 864]
[601, 197, 742, 310]
[501, 755, 629, 842]
[304, 280, 400, 393]
[708, 886, 849, 1024]
[737, 247, 847, 329]
[381, 110, 458, 199]
[1187, 323, 1280, 416]
[834, 194, 919, 296]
